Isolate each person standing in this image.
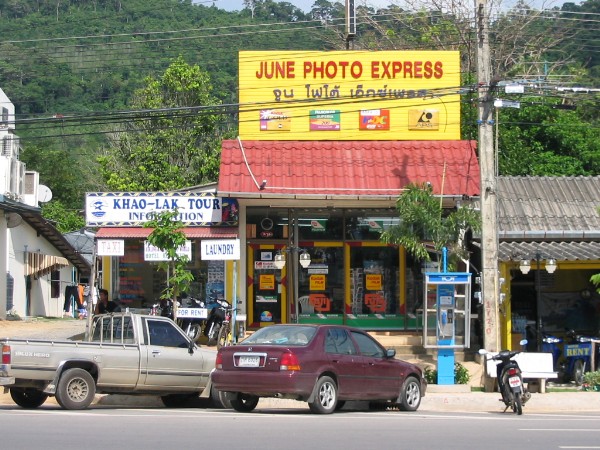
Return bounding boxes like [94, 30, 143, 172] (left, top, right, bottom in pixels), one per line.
[94, 289, 120, 314]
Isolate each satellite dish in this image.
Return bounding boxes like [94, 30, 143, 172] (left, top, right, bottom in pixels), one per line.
[6, 213, 23, 228]
[37, 185, 53, 203]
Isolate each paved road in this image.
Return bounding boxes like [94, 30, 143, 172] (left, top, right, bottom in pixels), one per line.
[0, 405, 599, 450]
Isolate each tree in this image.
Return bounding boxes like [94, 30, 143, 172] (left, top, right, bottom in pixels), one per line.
[98, 56, 224, 191]
[144, 209, 194, 322]
[380, 182, 481, 270]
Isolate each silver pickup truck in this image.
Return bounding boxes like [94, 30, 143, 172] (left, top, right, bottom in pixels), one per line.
[0, 312, 220, 410]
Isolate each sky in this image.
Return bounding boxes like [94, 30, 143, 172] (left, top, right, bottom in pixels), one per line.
[193, 0, 580, 13]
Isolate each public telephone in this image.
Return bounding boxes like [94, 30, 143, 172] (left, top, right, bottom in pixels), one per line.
[422, 272, 471, 349]
[437, 287, 455, 342]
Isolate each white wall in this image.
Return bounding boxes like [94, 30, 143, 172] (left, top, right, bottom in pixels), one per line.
[8, 221, 75, 318]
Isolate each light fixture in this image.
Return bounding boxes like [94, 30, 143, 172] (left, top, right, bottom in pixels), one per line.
[519, 259, 531, 275]
[545, 258, 557, 274]
[299, 251, 311, 268]
[273, 249, 311, 270]
[273, 253, 286, 270]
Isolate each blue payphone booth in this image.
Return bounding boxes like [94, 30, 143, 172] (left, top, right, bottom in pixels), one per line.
[422, 271, 472, 385]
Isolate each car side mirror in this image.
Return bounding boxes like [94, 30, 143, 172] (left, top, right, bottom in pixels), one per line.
[386, 349, 396, 358]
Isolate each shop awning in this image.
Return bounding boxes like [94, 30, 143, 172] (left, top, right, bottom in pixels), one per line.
[498, 241, 600, 262]
[26, 253, 70, 277]
[218, 139, 480, 198]
[95, 227, 238, 239]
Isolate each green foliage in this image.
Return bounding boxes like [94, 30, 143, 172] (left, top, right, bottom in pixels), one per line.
[583, 371, 600, 386]
[454, 362, 470, 385]
[41, 201, 85, 233]
[423, 362, 470, 384]
[98, 57, 224, 191]
[143, 209, 194, 312]
[498, 102, 600, 176]
[424, 366, 437, 384]
[380, 182, 481, 268]
[591, 274, 600, 294]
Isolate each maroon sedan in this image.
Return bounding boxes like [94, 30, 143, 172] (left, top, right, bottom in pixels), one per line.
[212, 324, 426, 414]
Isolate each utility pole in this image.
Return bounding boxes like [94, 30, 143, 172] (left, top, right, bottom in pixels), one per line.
[476, 0, 500, 353]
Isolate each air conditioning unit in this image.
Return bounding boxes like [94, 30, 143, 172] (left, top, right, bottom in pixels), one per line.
[1, 134, 20, 159]
[9, 159, 25, 198]
[0, 157, 10, 194]
[23, 170, 39, 207]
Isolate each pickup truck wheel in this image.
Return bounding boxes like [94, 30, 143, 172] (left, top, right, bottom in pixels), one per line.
[55, 368, 96, 410]
[161, 394, 196, 408]
[10, 388, 48, 409]
[210, 385, 231, 409]
[230, 393, 259, 412]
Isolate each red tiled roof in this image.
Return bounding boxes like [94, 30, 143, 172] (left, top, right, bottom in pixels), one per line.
[218, 140, 480, 198]
[95, 227, 238, 239]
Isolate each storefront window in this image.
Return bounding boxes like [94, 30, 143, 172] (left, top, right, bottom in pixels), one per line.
[346, 245, 401, 329]
[111, 240, 220, 310]
[345, 210, 400, 241]
[298, 246, 344, 321]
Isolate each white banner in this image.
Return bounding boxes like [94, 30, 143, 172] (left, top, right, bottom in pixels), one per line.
[144, 240, 192, 261]
[97, 239, 125, 256]
[177, 308, 208, 319]
[85, 192, 237, 226]
[201, 239, 240, 260]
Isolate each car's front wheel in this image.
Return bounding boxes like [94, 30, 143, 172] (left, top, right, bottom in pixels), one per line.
[308, 376, 337, 414]
[398, 376, 421, 411]
[230, 393, 259, 412]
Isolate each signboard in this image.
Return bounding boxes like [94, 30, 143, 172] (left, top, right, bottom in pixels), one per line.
[85, 192, 238, 227]
[239, 50, 461, 141]
[200, 239, 240, 261]
[97, 239, 125, 256]
[177, 308, 208, 319]
[144, 240, 192, 262]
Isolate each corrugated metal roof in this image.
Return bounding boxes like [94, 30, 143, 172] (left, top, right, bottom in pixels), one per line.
[218, 140, 480, 198]
[95, 227, 238, 239]
[497, 176, 600, 236]
[498, 241, 600, 262]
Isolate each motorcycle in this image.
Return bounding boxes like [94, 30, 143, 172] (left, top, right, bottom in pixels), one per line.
[177, 295, 206, 342]
[204, 297, 231, 346]
[480, 343, 531, 415]
[562, 329, 596, 385]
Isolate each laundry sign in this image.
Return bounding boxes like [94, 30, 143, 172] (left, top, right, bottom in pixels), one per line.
[201, 239, 240, 261]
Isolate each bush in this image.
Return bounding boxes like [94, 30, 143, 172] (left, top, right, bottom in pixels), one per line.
[423, 362, 470, 384]
[583, 371, 600, 386]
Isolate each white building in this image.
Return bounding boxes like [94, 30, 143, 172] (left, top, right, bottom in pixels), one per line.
[1, 87, 90, 319]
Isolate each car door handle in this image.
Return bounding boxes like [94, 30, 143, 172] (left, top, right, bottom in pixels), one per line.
[152, 350, 161, 356]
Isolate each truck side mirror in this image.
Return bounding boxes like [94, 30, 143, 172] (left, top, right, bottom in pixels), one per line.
[188, 340, 195, 355]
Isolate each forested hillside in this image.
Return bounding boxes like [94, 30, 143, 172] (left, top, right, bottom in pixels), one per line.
[0, 0, 598, 231]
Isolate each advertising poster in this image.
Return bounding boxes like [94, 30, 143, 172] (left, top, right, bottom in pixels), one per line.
[309, 110, 341, 131]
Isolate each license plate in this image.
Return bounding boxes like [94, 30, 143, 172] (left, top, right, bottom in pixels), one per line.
[508, 376, 521, 388]
[238, 356, 260, 367]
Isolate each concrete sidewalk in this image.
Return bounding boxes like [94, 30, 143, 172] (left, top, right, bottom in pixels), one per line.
[1, 390, 598, 413]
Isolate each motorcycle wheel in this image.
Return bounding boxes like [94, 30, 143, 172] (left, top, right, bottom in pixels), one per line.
[217, 324, 230, 349]
[186, 324, 201, 341]
[573, 359, 585, 386]
[208, 324, 221, 346]
[513, 391, 523, 415]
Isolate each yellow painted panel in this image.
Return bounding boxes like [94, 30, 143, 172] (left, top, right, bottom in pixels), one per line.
[239, 50, 461, 141]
